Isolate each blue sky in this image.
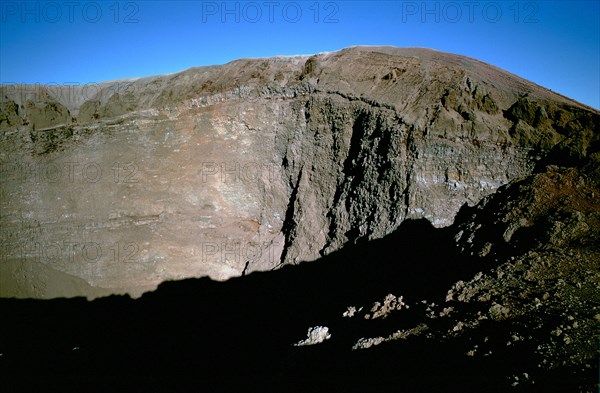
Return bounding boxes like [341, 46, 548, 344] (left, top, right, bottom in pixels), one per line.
[1, 0, 599, 108]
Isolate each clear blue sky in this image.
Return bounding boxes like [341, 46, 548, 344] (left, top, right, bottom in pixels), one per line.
[1, 0, 599, 108]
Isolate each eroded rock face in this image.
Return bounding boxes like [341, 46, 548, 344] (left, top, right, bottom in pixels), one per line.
[1, 46, 598, 298]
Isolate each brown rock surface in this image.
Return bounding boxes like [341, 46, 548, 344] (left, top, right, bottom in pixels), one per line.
[1, 46, 598, 298]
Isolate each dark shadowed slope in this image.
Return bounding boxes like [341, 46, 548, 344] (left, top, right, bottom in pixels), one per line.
[2, 162, 598, 393]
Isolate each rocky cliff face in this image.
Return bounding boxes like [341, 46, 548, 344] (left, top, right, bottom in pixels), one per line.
[1, 159, 598, 392]
[1, 46, 598, 298]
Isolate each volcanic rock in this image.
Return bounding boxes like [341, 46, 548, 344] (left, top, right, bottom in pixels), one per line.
[1, 46, 598, 298]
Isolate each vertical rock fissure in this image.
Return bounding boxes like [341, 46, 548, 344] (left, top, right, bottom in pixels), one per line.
[402, 124, 418, 219]
[279, 167, 304, 265]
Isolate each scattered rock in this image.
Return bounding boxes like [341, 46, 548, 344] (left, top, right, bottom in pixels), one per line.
[293, 326, 332, 346]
